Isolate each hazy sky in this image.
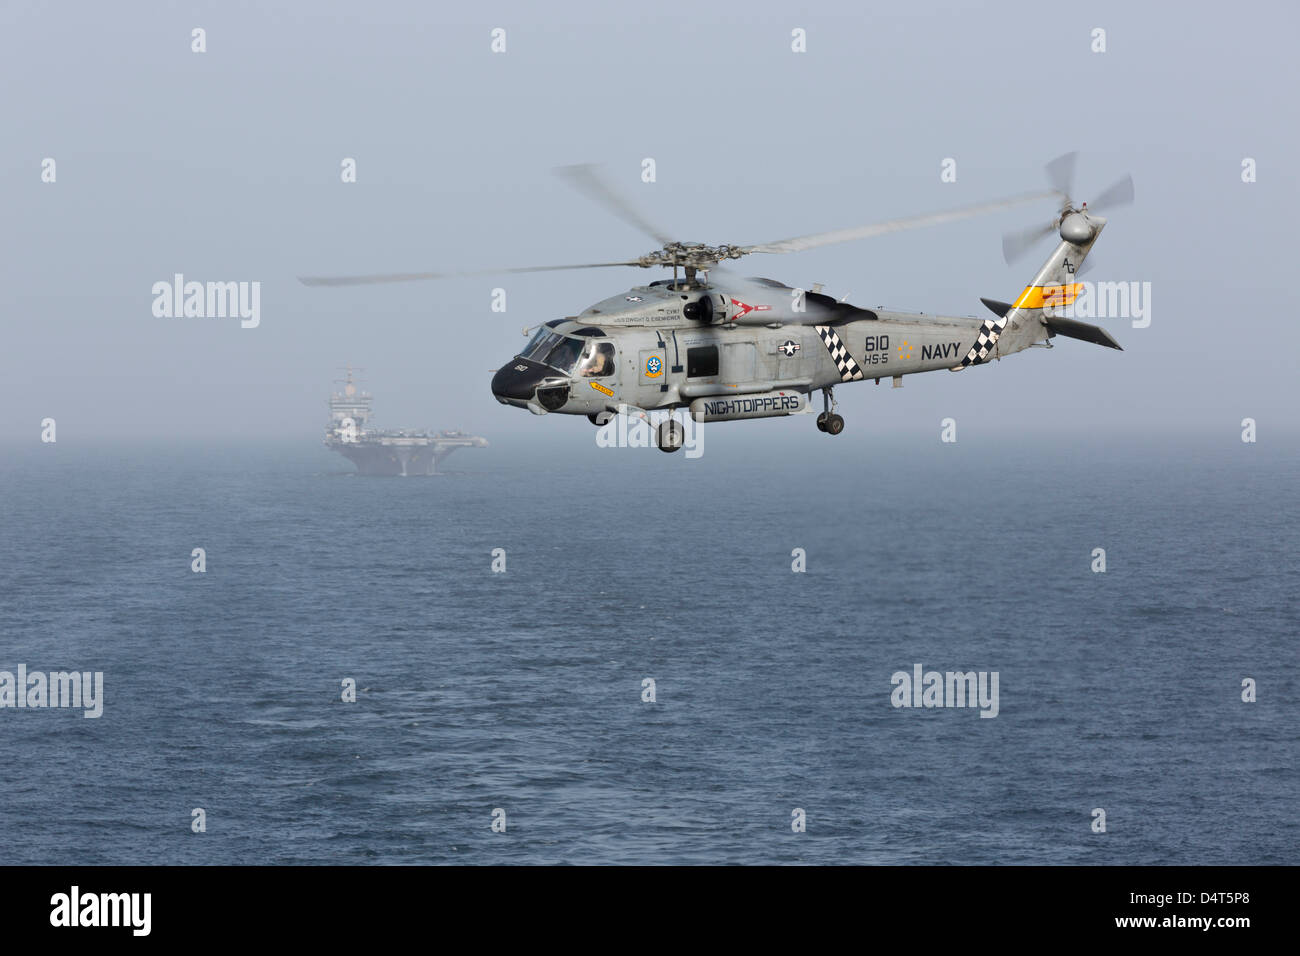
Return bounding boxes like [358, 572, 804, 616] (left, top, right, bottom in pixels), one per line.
[3, 0, 1297, 444]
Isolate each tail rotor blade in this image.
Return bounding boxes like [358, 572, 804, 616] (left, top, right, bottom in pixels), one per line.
[1044, 151, 1078, 202]
[1088, 174, 1135, 212]
[1001, 221, 1056, 266]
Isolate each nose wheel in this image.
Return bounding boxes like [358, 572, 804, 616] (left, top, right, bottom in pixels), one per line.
[816, 387, 845, 435]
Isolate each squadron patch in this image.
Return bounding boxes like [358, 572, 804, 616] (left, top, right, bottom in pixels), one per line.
[814, 326, 865, 381]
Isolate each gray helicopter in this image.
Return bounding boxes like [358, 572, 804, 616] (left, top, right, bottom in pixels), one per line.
[301, 156, 1132, 452]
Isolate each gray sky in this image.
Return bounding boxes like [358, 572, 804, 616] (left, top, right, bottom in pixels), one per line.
[3, 0, 1297, 443]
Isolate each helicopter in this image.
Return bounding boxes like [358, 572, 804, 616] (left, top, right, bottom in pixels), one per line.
[300, 155, 1132, 452]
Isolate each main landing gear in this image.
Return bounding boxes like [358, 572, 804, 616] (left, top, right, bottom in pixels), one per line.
[657, 418, 684, 453]
[815, 387, 845, 435]
[589, 407, 685, 453]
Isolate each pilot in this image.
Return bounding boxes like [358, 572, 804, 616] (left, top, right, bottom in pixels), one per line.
[583, 348, 610, 378]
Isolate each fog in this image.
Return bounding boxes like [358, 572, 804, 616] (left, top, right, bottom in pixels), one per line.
[3, 0, 1296, 445]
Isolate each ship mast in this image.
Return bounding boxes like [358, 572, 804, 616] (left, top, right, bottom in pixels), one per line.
[328, 364, 372, 436]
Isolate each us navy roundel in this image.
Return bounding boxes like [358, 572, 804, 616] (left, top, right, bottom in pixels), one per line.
[779, 340, 800, 357]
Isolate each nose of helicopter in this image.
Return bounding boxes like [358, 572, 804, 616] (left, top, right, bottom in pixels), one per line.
[491, 358, 552, 405]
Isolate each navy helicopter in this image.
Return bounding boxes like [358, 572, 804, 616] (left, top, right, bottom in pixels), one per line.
[301, 156, 1131, 451]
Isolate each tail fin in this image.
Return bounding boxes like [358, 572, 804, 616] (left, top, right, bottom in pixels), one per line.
[962, 209, 1112, 366]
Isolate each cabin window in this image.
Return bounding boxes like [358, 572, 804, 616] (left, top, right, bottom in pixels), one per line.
[687, 345, 718, 378]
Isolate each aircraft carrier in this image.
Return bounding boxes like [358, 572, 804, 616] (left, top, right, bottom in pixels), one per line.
[324, 368, 488, 475]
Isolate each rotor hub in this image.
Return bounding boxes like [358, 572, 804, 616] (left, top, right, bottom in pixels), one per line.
[635, 242, 747, 271]
[1059, 211, 1095, 244]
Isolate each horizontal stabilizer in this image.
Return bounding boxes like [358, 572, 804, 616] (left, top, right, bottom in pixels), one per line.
[980, 297, 1013, 318]
[1043, 315, 1123, 350]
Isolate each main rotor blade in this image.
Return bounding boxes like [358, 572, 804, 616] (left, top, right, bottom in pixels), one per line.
[299, 272, 443, 286]
[299, 260, 645, 286]
[741, 190, 1058, 256]
[554, 163, 675, 246]
[1001, 220, 1057, 266]
[1087, 174, 1135, 212]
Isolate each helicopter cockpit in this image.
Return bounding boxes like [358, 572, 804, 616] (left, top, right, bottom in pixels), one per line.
[521, 328, 614, 377]
[492, 323, 615, 410]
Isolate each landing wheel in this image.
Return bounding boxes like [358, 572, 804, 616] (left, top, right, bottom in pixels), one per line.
[816, 412, 829, 432]
[657, 419, 684, 453]
[588, 412, 614, 426]
[825, 414, 845, 436]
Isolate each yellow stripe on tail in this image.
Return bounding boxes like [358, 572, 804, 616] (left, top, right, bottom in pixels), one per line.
[1011, 283, 1085, 310]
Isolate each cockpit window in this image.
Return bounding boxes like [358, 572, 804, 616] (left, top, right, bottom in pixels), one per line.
[543, 336, 586, 373]
[578, 342, 615, 378]
[523, 330, 614, 375]
[523, 327, 548, 354]
[524, 330, 563, 362]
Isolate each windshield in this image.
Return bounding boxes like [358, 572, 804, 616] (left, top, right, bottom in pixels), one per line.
[543, 336, 586, 373]
[522, 329, 616, 376]
[522, 331, 597, 374]
[524, 330, 563, 362]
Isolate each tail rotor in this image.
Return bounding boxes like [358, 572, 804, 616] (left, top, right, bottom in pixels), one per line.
[1001, 153, 1134, 265]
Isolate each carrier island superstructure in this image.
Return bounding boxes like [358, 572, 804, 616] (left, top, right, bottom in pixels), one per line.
[324, 369, 488, 476]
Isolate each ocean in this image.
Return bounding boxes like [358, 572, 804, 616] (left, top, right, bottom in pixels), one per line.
[1, 430, 1296, 864]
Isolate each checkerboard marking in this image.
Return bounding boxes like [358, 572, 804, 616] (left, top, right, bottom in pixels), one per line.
[815, 326, 865, 381]
[960, 317, 1008, 367]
